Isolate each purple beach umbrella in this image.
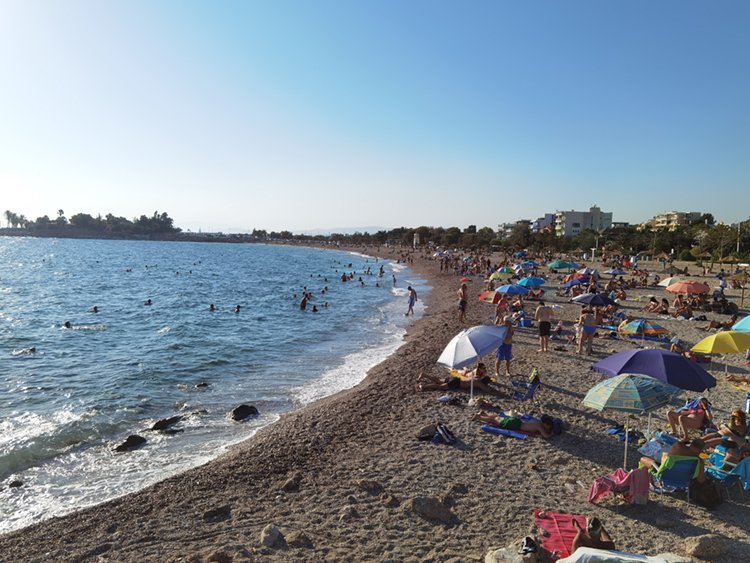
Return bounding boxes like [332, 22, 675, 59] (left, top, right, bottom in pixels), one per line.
[572, 293, 616, 307]
[592, 349, 716, 393]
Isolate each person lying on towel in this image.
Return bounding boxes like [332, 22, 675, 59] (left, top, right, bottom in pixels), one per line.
[472, 412, 554, 438]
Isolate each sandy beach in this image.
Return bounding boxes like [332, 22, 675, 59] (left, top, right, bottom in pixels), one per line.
[1, 249, 749, 562]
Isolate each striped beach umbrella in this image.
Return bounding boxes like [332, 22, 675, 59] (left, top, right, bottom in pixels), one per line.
[618, 319, 670, 338]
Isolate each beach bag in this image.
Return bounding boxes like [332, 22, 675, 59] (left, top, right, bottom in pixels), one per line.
[689, 479, 723, 510]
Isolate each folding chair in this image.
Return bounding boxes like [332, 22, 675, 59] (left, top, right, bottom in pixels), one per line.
[705, 443, 744, 500]
[510, 368, 541, 405]
[648, 455, 699, 504]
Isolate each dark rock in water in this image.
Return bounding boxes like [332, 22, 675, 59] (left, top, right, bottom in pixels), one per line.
[8, 480, 23, 488]
[195, 382, 209, 388]
[151, 415, 182, 431]
[231, 404, 259, 421]
[114, 435, 147, 452]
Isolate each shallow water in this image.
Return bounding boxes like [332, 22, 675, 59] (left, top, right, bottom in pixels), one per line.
[0, 237, 428, 532]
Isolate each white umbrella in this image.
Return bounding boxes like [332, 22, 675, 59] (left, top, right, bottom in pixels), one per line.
[657, 276, 683, 288]
[437, 325, 508, 403]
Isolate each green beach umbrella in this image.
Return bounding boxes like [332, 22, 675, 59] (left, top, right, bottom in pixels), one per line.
[583, 373, 677, 467]
[547, 259, 575, 269]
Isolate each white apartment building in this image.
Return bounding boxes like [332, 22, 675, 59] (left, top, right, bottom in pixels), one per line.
[555, 206, 612, 237]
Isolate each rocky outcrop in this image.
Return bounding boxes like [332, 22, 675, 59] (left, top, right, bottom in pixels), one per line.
[113, 435, 146, 452]
[230, 405, 259, 421]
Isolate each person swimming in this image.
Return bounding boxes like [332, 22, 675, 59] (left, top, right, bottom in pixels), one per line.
[208, 304, 216, 312]
[12, 347, 36, 356]
[144, 299, 153, 306]
[63, 321, 72, 329]
[234, 305, 241, 313]
[90, 306, 99, 313]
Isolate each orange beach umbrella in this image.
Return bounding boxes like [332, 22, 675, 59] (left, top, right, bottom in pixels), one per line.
[665, 280, 710, 295]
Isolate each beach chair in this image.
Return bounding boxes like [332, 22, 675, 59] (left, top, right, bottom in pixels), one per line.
[705, 443, 744, 499]
[510, 368, 541, 405]
[647, 455, 700, 504]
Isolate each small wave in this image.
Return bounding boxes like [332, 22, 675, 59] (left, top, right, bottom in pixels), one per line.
[158, 326, 171, 334]
[390, 262, 408, 272]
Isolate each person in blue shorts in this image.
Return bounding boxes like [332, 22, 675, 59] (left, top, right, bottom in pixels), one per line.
[495, 316, 514, 378]
[406, 286, 418, 316]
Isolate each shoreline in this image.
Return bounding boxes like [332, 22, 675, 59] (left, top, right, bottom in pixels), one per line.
[1, 250, 750, 561]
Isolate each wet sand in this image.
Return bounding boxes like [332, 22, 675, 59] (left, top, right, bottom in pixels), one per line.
[1, 250, 749, 562]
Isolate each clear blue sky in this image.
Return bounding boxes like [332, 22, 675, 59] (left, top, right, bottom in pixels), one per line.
[1, 1, 748, 233]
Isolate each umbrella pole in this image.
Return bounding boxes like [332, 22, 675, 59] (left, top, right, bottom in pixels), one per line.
[469, 378, 475, 406]
[624, 423, 629, 469]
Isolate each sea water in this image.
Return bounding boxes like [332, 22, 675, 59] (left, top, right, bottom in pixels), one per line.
[0, 237, 428, 533]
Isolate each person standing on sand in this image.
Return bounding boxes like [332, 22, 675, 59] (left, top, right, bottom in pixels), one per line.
[535, 300, 553, 352]
[457, 282, 468, 323]
[577, 307, 596, 355]
[495, 317, 514, 378]
[406, 286, 418, 316]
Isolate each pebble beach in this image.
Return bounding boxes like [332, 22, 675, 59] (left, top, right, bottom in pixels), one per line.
[1, 248, 749, 562]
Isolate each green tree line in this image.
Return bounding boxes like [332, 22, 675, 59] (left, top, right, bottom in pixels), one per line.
[3, 209, 180, 236]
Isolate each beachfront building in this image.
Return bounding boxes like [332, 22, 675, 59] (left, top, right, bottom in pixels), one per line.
[554, 206, 612, 238]
[532, 213, 556, 234]
[639, 211, 703, 231]
[497, 219, 532, 239]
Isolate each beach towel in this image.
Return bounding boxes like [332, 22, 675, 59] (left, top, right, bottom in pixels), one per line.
[588, 467, 649, 505]
[557, 547, 667, 563]
[534, 509, 587, 560]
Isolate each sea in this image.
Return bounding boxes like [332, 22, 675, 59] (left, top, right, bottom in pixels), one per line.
[0, 237, 429, 533]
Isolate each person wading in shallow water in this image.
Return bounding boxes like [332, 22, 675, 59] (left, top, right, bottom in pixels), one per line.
[406, 286, 418, 316]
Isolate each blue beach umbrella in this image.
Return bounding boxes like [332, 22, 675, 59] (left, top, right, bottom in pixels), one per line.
[517, 277, 546, 288]
[732, 316, 750, 332]
[592, 349, 716, 392]
[572, 293, 616, 307]
[496, 284, 530, 296]
[563, 278, 588, 289]
[605, 269, 627, 276]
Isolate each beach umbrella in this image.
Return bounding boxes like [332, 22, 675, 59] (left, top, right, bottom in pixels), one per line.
[572, 293, 616, 307]
[460, 277, 472, 283]
[732, 316, 750, 332]
[657, 276, 683, 288]
[489, 271, 505, 281]
[520, 260, 539, 268]
[563, 278, 588, 289]
[692, 331, 750, 355]
[578, 267, 600, 278]
[547, 259, 575, 269]
[563, 272, 590, 283]
[496, 284, 529, 296]
[592, 349, 717, 392]
[517, 276, 546, 288]
[583, 374, 677, 467]
[665, 280, 710, 294]
[514, 251, 528, 258]
[618, 319, 670, 345]
[604, 269, 627, 276]
[497, 266, 515, 274]
[437, 325, 508, 403]
[478, 290, 504, 304]
[692, 331, 750, 375]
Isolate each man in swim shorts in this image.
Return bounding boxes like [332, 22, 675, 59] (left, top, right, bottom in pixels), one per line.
[473, 412, 555, 438]
[535, 300, 553, 353]
[457, 282, 468, 323]
[406, 286, 418, 316]
[495, 317, 514, 378]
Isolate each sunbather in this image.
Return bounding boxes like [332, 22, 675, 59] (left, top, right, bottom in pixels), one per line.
[703, 409, 747, 447]
[472, 412, 554, 438]
[639, 437, 707, 483]
[571, 517, 616, 552]
[667, 397, 712, 438]
[726, 374, 750, 383]
[700, 314, 738, 332]
[416, 363, 492, 392]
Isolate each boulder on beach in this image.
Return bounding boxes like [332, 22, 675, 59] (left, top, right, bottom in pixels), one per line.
[230, 404, 259, 421]
[114, 435, 147, 452]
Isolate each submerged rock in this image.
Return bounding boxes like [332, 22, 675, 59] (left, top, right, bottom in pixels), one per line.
[114, 435, 146, 452]
[231, 404, 259, 421]
[150, 415, 182, 431]
[8, 480, 23, 488]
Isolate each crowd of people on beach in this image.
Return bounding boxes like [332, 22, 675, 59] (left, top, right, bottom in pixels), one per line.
[412, 247, 750, 558]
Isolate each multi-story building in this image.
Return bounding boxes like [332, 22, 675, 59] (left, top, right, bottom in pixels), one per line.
[639, 211, 703, 231]
[532, 213, 556, 234]
[555, 206, 612, 238]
